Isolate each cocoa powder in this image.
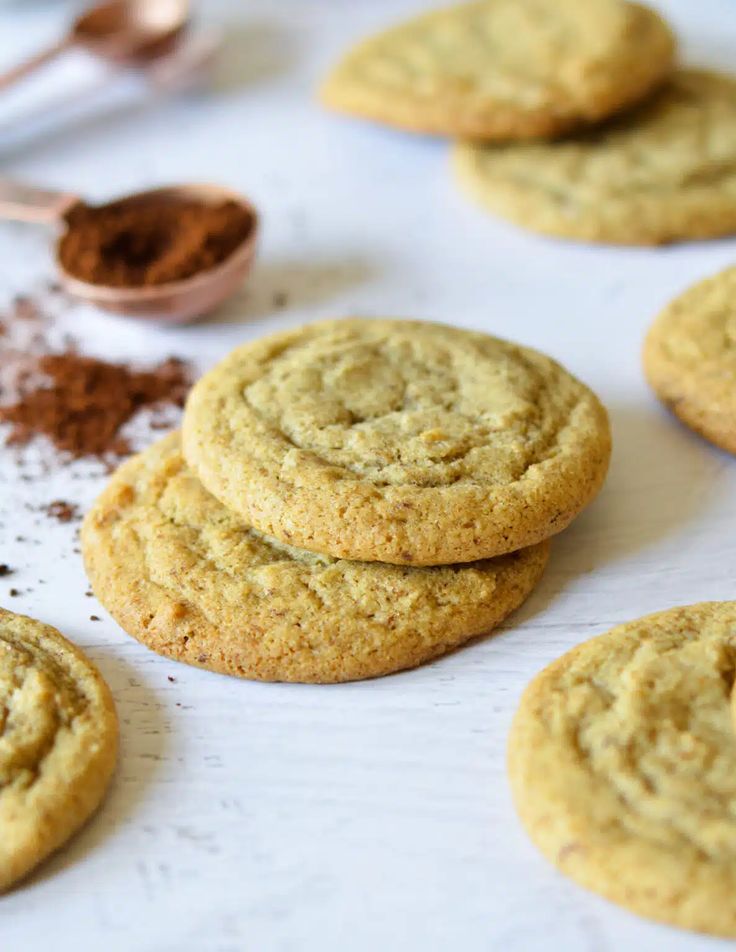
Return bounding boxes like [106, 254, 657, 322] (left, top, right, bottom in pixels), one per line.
[59, 197, 254, 287]
[40, 500, 81, 523]
[0, 285, 193, 462]
[1, 353, 190, 459]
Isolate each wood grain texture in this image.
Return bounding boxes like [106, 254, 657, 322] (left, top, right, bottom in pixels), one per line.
[0, 1, 735, 950]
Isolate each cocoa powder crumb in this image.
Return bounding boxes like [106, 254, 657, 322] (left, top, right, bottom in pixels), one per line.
[42, 500, 80, 523]
[12, 295, 40, 322]
[90, 615, 100, 622]
[0, 564, 13, 577]
[8, 588, 19, 597]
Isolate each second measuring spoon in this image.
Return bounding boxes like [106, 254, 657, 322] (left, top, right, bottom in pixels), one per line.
[0, 0, 190, 92]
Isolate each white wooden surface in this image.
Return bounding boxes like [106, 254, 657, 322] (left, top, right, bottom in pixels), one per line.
[1, 2, 736, 949]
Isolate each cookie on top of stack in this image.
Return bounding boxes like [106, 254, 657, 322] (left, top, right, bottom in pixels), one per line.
[321, 0, 736, 246]
[82, 319, 611, 683]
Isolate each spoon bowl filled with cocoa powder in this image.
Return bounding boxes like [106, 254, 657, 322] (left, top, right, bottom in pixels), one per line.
[0, 181, 258, 324]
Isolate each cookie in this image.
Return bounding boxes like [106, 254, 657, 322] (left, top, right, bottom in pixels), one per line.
[182, 319, 611, 566]
[644, 266, 736, 454]
[320, 0, 674, 141]
[509, 602, 736, 937]
[81, 434, 549, 684]
[454, 70, 736, 245]
[0, 608, 117, 891]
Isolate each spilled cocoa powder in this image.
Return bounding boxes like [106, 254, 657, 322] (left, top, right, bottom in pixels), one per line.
[0, 284, 193, 463]
[2, 353, 190, 459]
[39, 500, 81, 523]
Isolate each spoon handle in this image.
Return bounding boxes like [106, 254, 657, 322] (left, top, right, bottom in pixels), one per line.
[0, 37, 72, 92]
[0, 182, 81, 226]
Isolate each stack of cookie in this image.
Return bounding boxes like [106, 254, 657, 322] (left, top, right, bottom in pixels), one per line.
[321, 0, 736, 246]
[83, 319, 611, 684]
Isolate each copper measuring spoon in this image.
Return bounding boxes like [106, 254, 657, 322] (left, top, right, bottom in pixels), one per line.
[0, 182, 259, 324]
[0, 0, 190, 92]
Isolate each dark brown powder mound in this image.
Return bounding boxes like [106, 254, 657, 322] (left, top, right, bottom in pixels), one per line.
[59, 198, 254, 288]
[0, 352, 191, 460]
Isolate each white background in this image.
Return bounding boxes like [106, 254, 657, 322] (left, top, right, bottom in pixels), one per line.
[1, 1, 736, 949]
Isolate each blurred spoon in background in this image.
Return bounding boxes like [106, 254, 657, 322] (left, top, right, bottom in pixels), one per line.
[0, 0, 190, 92]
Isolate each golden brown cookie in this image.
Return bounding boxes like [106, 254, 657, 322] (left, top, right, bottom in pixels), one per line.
[455, 70, 736, 245]
[182, 319, 611, 566]
[644, 265, 736, 454]
[0, 608, 117, 892]
[509, 602, 736, 937]
[321, 0, 674, 141]
[82, 434, 549, 684]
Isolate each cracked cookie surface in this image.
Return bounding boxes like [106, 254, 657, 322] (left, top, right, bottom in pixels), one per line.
[0, 608, 117, 891]
[455, 70, 736, 244]
[509, 602, 736, 937]
[82, 434, 549, 683]
[644, 265, 736, 454]
[182, 319, 610, 565]
[321, 0, 674, 141]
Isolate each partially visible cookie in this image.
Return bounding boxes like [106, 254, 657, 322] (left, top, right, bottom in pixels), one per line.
[455, 70, 736, 245]
[509, 602, 736, 937]
[0, 608, 117, 892]
[644, 266, 736, 454]
[181, 319, 611, 566]
[82, 434, 549, 684]
[321, 0, 674, 141]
